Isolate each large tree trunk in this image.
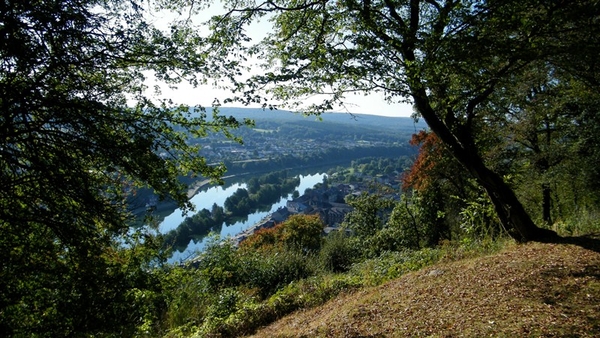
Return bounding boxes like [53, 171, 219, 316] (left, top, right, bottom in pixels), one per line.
[464, 156, 554, 242]
[393, 2, 558, 242]
[412, 94, 558, 243]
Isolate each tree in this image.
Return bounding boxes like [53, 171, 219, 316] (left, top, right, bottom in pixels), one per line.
[201, 0, 600, 241]
[487, 64, 600, 225]
[224, 188, 251, 214]
[280, 214, 325, 251]
[0, 0, 249, 335]
[401, 131, 477, 241]
[343, 192, 395, 238]
[211, 203, 226, 223]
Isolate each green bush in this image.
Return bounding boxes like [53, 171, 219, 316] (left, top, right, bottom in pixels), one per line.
[553, 208, 600, 237]
[197, 274, 365, 337]
[206, 288, 243, 320]
[318, 231, 360, 273]
[159, 267, 213, 336]
[238, 248, 313, 298]
[195, 235, 241, 290]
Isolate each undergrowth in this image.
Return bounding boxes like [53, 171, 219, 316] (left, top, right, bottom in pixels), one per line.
[156, 210, 598, 338]
[159, 236, 512, 337]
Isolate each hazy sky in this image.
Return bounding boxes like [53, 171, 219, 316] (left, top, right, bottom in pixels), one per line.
[145, 3, 414, 118]
[152, 82, 415, 117]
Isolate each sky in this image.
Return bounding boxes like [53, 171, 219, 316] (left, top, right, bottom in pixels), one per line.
[144, 3, 415, 118]
[151, 82, 415, 117]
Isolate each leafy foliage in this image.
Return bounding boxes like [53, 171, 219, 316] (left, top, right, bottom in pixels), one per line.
[317, 231, 360, 273]
[343, 192, 395, 238]
[240, 214, 325, 252]
[200, 0, 600, 241]
[0, 0, 250, 335]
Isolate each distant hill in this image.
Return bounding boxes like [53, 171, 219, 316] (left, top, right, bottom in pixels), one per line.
[204, 107, 428, 133]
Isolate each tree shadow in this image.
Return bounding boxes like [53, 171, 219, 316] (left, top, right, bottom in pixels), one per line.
[526, 233, 600, 333]
[549, 232, 600, 254]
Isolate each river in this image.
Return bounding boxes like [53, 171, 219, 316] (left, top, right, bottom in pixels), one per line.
[160, 172, 326, 262]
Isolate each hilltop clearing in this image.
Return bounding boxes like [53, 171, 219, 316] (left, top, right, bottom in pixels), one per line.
[249, 237, 600, 337]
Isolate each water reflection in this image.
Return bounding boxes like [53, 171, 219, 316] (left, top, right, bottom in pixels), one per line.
[161, 173, 326, 262]
[159, 182, 246, 233]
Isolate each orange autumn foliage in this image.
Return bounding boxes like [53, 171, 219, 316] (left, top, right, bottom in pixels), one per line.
[239, 225, 283, 252]
[402, 131, 446, 191]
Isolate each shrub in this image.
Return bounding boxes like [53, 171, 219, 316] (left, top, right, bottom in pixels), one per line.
[239, 225, 281, 252]
[349, 249, 441, 285]
[194, 235, 241, 290]
[553, 208, 600, 236]
[238, 248, 313, 298]
[240, 214, 324, 252]
[280, 214, 325, 252]
[318, 231, 360, 273]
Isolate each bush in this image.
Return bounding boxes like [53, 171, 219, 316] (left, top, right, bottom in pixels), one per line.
[238, 249, 313, 298]
[553, 208, 600, 236]
[197, 274, 365, 337]
[318, 231, 360, 273]
[195, 236, 241, 290]
[240, 214, 324, 252]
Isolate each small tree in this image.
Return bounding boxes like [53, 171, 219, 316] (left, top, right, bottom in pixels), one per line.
[343, 192, 395, 238]
[280, 214, 325, 252]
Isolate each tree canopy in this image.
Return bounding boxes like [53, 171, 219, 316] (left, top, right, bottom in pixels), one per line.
[200, 0, 600, 242]
[3, 0, 600, 334]
[0, 0, 250, 335]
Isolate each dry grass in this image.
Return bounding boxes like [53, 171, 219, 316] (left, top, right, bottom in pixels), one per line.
[247, 236, 600, 337]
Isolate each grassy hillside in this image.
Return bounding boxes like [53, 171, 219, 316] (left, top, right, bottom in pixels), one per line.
[248, 237, 600, 337]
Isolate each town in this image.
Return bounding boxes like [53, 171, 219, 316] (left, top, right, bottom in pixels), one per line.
[230, 173, 403, 246]
[183, 109, 420, 169]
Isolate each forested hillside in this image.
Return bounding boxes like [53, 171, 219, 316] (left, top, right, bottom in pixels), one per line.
[189, 108, 423, 175]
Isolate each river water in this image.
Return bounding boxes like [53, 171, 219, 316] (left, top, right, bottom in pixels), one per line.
[160, 173, 326, 262]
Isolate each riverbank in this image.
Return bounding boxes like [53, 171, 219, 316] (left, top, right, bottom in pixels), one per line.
[139, 153, 402, 225]
[163, 173, 327, 262]
[186, 179, 211, 199]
